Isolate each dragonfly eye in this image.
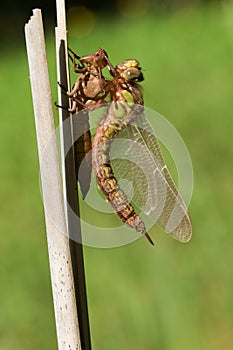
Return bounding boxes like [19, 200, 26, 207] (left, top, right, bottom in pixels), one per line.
[116, 60, 144, 82]
[124, 67, 144, 82]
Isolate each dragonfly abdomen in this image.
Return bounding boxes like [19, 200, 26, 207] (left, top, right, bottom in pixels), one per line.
[92, 120, 154, 245]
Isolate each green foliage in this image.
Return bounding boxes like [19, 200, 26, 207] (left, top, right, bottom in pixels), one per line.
[0, 4, 233, 349]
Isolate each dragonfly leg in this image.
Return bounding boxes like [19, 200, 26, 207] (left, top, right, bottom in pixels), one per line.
[57, 81, 68, 93]
[68, 47, 81, 60]
[68, 47, 85, 72]
[68, 78, 82, 97]
[55, 102, 67, 110]
[69, 98, 86, 112]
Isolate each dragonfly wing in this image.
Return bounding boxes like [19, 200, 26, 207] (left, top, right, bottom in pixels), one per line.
[111, 126, 149, 212]
[110, 112, 192, 242]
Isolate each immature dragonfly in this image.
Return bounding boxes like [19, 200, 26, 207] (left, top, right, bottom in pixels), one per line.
[66, 48, 113, 198]
[66, 48, 192, 245]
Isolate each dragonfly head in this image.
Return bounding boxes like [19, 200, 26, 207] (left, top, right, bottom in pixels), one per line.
[116, 59, 144, 82]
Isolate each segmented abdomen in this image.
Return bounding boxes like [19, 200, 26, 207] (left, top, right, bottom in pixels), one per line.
[92, 102, 153, 244]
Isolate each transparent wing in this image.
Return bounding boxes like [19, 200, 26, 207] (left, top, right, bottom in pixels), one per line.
[110, 111, 192, 242]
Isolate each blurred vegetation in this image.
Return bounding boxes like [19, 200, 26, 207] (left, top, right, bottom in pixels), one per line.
[0, 2, 233, 350]
[0, 0, 222, 44]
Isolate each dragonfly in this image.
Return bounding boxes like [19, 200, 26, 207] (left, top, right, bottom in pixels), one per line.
[67, 49, 192, 245]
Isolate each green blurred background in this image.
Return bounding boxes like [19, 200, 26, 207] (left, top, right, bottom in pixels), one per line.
[0, 1, 233, 349]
